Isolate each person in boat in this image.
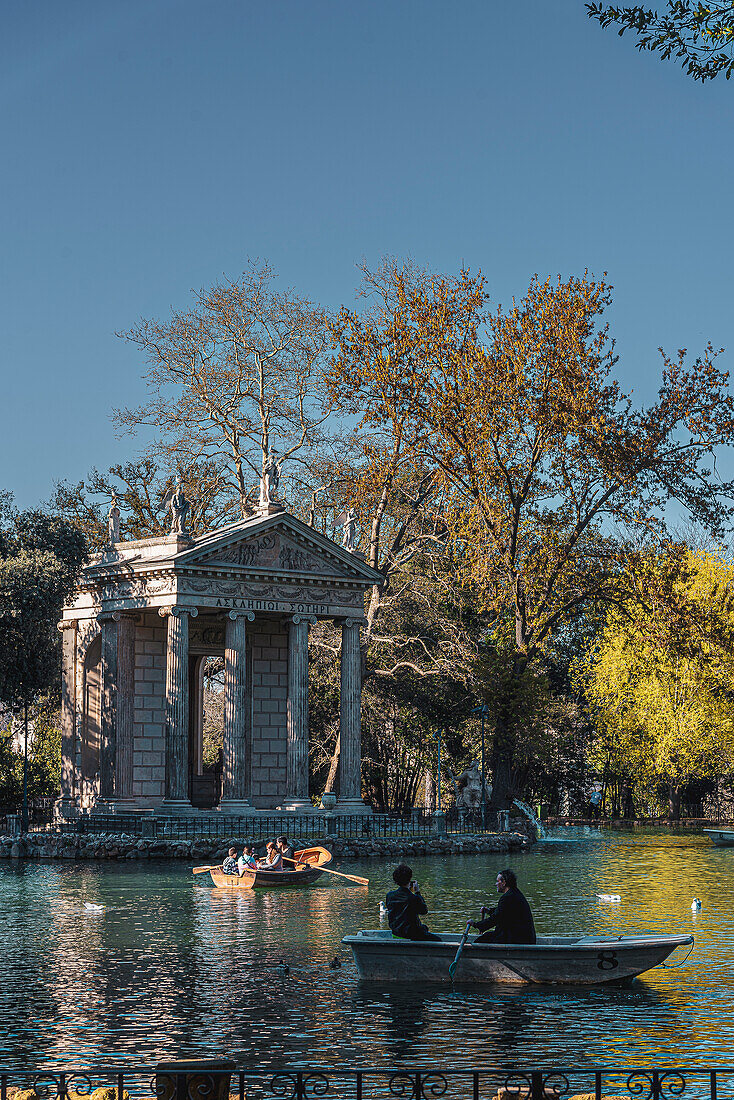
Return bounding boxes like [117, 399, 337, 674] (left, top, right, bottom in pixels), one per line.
[238, 845, 257, 875]
[222, 848, 239, 875]
[258, 840, 284, 870]
[276, 836, 295, 862]
[471, 868, 536, 944]
[385, 863, 442, 942]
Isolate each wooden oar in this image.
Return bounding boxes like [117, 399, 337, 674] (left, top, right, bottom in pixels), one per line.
[193, 865, 219, 874]
[281, 854, 369, 886]
[448, 920, 474, 981]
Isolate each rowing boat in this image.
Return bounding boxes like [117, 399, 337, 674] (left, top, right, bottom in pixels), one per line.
[703, 828, 734, 847]
[208, 845, 332, 889]
[341, 929, 694, 985]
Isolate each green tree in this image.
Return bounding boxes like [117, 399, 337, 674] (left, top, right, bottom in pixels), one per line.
[0, 506, 86, 828]
[587, 3, 734, 81]
[577, 548, 734, 819]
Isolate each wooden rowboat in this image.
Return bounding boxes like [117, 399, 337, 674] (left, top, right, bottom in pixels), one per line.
[208, 845, 332, 889]
[342, 929, 694, 985]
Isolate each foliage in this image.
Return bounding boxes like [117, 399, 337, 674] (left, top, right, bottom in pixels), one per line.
[116, 261, 332, 515]
[577, 548, 734, 817]
[0, 698, 62, 805]
[587, 2, 734, 81]
[329, 262, 734, 807]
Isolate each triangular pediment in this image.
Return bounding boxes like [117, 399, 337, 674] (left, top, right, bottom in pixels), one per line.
[174, 511, 382, 586]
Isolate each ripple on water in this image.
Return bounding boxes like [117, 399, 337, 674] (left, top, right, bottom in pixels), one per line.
[0, 829, 730, 1068]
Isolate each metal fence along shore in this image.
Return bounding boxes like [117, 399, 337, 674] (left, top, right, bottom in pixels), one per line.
[0, 1066, 731, 1100]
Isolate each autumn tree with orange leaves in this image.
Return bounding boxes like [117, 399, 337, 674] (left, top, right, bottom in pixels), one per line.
[329, 263, 734, 809]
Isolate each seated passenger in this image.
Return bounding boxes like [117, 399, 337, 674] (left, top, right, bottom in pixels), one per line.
[276, 835, 295, 863]
[238, 845, 257, 874]
[472, 868, 536, 944]
[258, 841, 283, 870]
[222, 848, 239, 875]
[385, 863, 442, 942]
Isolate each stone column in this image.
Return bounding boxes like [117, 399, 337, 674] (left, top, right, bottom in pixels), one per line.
[159, 606, 198, 812]
[338, 617, 368, 812]
[220, 610, 254, 814]
[283, 614, 316, 810]
[115, 614, 137, 800]
[98, 613, 118, 803]
[55, 620, 77, 818]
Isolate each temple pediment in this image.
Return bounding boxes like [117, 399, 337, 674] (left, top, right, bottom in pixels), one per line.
[175, 512, 382, 584]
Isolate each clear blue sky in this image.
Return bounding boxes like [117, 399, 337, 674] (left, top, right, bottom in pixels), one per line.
[2, 0, 733, 508]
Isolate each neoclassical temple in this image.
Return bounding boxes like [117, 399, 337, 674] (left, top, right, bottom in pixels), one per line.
[56, 500, 381, 816]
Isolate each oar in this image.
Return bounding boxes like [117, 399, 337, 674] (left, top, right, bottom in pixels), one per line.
[448, 920, 474, 981]
[193, 865, 219, 874]
[280, 854, 369, 886]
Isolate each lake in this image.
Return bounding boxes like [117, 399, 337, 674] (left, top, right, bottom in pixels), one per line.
[0, 828, 730, 1069]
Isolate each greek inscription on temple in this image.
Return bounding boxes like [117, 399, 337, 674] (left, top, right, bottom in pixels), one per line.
[214, 597, 328, 614]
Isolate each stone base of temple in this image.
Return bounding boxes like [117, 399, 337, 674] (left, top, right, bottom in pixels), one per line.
[53, 797, 77, 821]
[277, 798, 315, 812]
[218, 800, 255, 815]
[160, 799, 199, 814]
[330, 799, 372, 815]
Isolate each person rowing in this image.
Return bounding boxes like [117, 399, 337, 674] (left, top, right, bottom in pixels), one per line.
[471, 868, 536, 944]
[276, 835, 295, 861]
[222, 848, 239, 875]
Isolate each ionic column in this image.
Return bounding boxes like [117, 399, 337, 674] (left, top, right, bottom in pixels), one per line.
[115, 614, 137, 800]
[220, 610, 254, 814]
[98, 613, 118, 802]
[283, 614, 316, 810]
[338, 617, 367, 811]
[56, 620, 77, 817]
[159, 605, 197, 810]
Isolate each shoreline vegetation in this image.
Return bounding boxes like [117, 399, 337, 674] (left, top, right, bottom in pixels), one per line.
[0, 830, 531, 863]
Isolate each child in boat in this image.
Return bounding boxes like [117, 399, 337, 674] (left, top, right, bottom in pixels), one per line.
[222, 848, 239, 875]
[238, 845, 257, 874]
[385, 863, 442, 941]
[258, 840, 283, 870]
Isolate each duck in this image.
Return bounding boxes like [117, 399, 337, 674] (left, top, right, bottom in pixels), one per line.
[597, 894, 621, 903]
[379, 901, 388, 917]
[83, 902, 105, 912]
[275, 959, 290, 977]
[691, 897, 702, 911]
[329, 956, 342, 970]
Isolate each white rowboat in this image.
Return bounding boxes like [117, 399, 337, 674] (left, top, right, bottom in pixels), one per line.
[703, 829, 734, 847]
[341, 930, 693, 985]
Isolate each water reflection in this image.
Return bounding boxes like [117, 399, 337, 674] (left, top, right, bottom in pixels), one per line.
[0, 830, 731, 1067]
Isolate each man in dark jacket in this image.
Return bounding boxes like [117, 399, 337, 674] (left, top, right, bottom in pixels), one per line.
[472, 868, 536, 944]
[385, 863, 442, 941]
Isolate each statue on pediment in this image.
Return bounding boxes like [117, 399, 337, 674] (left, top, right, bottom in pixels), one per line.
[161, 478, 190, 535]
[340, 508, 357, 551]
[107, 492, 121, 547]
[260, 448, 282, 506]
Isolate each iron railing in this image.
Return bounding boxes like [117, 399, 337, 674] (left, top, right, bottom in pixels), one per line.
[23, 809, 510, 841]
[0, 1066, 731, 1100]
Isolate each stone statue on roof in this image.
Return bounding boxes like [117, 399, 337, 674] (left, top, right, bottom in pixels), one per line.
[340, 508, 357, 552]
[260, 447, 282, 506]
[107, 492, 121, 547]
[161, 478, 190, 535]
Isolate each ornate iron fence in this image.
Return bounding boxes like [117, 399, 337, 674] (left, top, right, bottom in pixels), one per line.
[0, 1066, 731, 1100]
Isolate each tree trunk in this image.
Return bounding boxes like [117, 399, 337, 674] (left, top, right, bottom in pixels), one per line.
[323, 731, 340, 794]
[22, 696, 29, 834]
[424, 769, 436, 812]
[668, 783, 681, 821]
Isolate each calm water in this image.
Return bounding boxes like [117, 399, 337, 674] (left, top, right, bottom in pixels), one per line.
[0, 829, 731, 1069]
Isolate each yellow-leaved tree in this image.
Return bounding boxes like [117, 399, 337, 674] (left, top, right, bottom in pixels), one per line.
[578, 548, 734, 818]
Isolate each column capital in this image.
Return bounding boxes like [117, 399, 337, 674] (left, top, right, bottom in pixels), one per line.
[158, 605, 199, 620]
[342, 616, 367, 629]
[57, 619, 78, 633]
[227, 610, 255, 621]
[291, 614, 317, 626]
